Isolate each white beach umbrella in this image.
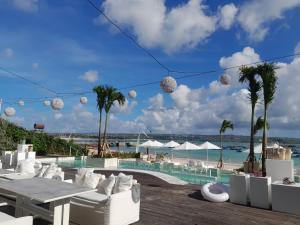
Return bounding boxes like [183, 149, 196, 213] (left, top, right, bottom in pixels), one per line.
[174, 141, 201, 150]
[199, 141, 221, 162]
[152, 140, 164, 147]
[140, 140, 154, 147]
[164, 140, 180, 148]
[243, 144, 262, 154]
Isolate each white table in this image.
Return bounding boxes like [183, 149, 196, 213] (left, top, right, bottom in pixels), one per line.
[0, 178, 95, 225]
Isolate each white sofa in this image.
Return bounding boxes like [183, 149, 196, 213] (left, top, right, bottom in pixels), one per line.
[70, 170, 140, 225]
[0, 212, 32, 225]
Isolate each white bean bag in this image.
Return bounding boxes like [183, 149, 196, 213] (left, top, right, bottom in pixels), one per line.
[201, 183, 229, 203]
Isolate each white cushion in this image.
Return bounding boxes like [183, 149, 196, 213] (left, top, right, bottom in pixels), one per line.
[16, 160, 35, 174]
[75, 168, 95, 185]
[0, 211, 14, 221]
[75, 191, 108, 203]
[77, 168, 94, 176]
[98, 174, 115, 196]
[43, 163, 57, 179]
[36, 165, 49, 177]
[113, 173, 133, 193]
[82, 172, 103, 189]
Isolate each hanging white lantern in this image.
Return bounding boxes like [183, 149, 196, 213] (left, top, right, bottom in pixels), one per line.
[80, 96, 88, 104]
[4, 107, 16, 117]
[128, 90, 137, 99]
[220, 74, 230, 85]
[51, 98, 64, 110]
[18, 100, 24, 106]
[43, 100, 51, 106]
[160, 76, 177, 93]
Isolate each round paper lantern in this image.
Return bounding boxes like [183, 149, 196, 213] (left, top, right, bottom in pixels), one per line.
[128, 90, 137, 99]
[18, 100, 24, 106]
[80, 96, 88, 104]
[220, 74, 230, 85]
[4, 107, 16, 117]
[43, 100, 51, 106]
[160, 76, 177, 93]
[51, 98, 64, 110]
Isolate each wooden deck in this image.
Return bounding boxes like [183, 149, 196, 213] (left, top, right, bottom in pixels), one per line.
[1, 169, 300, 225]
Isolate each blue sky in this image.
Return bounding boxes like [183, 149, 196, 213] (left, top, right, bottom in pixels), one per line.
[1, 0, 300, 137]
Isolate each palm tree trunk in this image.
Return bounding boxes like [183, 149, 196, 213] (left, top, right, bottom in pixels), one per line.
[249, 104, 256, 172]
[218, 133, 223, 169]
[102, 112, 109, 156]
[262, 105, 268, 176]
[97, 110, 103, 156]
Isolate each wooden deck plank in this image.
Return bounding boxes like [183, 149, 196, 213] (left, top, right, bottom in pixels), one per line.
[1, 169, 299, 225]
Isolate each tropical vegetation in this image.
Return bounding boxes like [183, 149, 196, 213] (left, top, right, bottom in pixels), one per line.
[239, 66, 261, 172]
[256, 63, 278, 176]
[93, 85, 125, 157]
[0, 118, 86, 156]
[217, 120, 234, 169]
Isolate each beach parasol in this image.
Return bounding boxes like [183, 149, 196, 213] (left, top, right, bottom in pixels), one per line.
[174, 141, 201, 150]
[164, 141, 180, 148]
[199, 141, 221, 162]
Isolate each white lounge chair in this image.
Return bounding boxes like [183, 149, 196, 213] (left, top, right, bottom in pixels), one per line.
[0, 212, 32, 225]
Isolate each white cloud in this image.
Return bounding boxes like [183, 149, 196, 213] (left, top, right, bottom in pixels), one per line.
[238, 0, 300, 41]
[12, 0, 39, 12]
[3, 48, 13, 58]
[219, 47, 260, 86]
[54, 112, 63, 120]
[295, 42, 300, 56]
[218, 3, 238, 30]
[80, 70, 99, 83]
[32, 62, 39, 69]
[98, 0, 227, 53]
[149, 93, 164, 109]
[111, 99, 137, 115]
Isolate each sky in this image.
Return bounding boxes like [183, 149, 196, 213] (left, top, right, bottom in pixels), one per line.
[0, 0, 300, 137]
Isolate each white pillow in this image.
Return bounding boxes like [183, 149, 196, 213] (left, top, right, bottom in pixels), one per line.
[98, 174, 116, 196]
[113, 173, 133, 194]
[43, 163, 57, 179]
[16, 160, 35, 174]
[82, 172, 103, 189]
[75, 168, 94, 185]
[36, 165, 49, 177]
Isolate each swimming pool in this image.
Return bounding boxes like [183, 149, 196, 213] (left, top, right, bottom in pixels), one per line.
[58, 159, 233, 185]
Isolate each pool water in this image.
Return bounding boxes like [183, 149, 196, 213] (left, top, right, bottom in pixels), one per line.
[58, 159, 232, 185]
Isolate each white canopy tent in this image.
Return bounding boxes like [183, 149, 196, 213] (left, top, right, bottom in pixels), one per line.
[174, 141, 201, 150]
[164, 141, 180, 148]
[243, 143, 284, 154]
[198, 141, 221, 162]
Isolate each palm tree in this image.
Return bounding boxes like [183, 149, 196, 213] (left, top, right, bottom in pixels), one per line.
[256, 63, 278, 176]
[217, 120, 234, 169]
[254, 117, 269, 135]
[239, 66, 261, 172]
[93, 85, 106, 156]
[102, 86, 125, 154]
